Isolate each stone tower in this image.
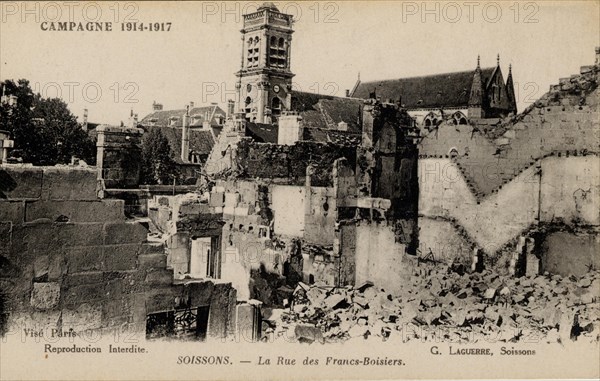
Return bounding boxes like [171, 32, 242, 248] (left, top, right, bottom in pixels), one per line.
[235, 2, 294, 124]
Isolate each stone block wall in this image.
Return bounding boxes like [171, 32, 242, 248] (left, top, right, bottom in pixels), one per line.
[96, 125, 143, 189]
[0, 164, 240, 341]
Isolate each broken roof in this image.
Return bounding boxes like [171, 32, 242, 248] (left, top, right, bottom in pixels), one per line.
[351, 67, 495, 109]
[290, 91, 363, 132]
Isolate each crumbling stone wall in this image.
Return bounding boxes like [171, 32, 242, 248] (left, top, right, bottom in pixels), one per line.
[212, 180, 296, 305]
[358, 102, 420, 254]
[0, 165, 239, 341]
[419, 156, 598, 267]
[205, 177, 343, 304]
[304, 186, 337, 245]
[417, 58, 600, 275]
[235, 139, 357, 187]
[96, 125, 143, 189]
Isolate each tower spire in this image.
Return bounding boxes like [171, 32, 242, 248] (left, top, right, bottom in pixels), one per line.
[497, 53, 500, 66]
[508, 63, 512, 75]
[477, 55, 480, 69]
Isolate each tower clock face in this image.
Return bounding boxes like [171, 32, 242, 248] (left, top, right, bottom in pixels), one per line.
[273, 84, 280, 93]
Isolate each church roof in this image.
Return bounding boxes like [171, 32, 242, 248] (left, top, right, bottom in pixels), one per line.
[351, 67, 496, 109]
[143, 126, 215, 164]
[290, 91, 363, 132]
[139, 105, 226, 128]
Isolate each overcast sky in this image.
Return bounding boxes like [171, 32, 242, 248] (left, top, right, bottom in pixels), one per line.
[1, 1, 598, 125]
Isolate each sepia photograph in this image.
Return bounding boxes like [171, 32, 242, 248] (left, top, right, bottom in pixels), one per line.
[0, 1, 599, 380]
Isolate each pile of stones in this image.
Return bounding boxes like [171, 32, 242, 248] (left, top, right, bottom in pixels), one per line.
[262, 262, 599, 344]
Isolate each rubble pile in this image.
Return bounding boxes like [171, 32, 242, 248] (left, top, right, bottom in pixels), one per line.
[262, 263, 599, 344]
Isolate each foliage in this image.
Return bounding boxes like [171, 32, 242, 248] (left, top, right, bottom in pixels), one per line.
[0, 79, 96, 165]
[140, 128, 180, 185]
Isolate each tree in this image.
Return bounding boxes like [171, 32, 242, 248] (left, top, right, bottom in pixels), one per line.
[0, 79, 96, 165]
[140, 128, 179, 185]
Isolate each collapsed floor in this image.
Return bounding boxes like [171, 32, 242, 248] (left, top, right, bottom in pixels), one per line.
[261, 261, 599, 344]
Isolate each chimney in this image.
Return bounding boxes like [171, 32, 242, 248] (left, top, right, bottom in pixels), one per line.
[181, 105, 190, 162]
[152, 101, 163, 111]
[227, 99, 235, 119]
[128, 109, 137, 128]
[345, 89, 350, 97]
[82, 109, 89, 131]
[189, 101, 195, 109]
[277, 114, 303, 145]
[337, 121, 348, 131]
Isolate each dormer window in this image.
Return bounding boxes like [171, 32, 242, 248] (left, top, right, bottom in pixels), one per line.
[191, 114, 203, 125]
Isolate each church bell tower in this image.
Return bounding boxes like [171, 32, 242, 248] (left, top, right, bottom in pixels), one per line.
[235, 2, 294, 124]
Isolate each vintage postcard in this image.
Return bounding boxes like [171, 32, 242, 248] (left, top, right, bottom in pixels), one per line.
[0, 1, 599, 380]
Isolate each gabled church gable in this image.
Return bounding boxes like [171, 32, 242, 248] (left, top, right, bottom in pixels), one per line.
[485, 66, 510, 112]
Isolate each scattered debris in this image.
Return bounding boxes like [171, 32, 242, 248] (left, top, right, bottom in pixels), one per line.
[262, 262, 600, 344]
